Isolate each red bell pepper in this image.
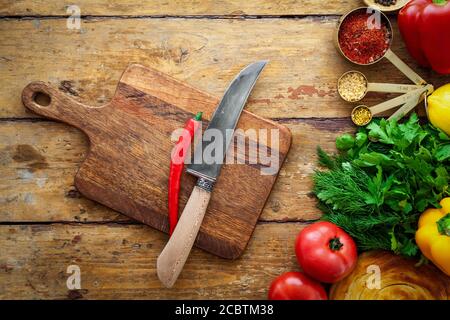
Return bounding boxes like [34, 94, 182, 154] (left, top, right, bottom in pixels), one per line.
[398, 0, 450, 74]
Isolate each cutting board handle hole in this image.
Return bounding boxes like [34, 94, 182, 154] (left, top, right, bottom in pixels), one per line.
[32, 91, 51, 107]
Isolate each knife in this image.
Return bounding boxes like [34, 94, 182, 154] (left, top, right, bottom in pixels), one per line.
[157, 61, 267, 288]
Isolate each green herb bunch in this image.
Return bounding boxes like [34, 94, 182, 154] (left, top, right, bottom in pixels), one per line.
[314, 114, 450, 256]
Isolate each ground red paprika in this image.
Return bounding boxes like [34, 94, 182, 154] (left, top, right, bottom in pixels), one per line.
[338, 11, 390, 65]
[168, 112, 202, 235]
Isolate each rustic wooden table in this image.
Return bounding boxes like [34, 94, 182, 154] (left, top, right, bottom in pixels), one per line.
[1, 1, 449, 299]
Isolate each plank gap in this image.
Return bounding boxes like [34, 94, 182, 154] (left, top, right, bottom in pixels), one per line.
[0, 14, 340, 21]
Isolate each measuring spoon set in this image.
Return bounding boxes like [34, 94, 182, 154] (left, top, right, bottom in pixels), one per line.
[335, 7, 434, 126]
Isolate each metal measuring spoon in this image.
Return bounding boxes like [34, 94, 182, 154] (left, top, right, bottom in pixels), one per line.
[351, 85, 432, 126]
[338, 70, 420, 102]
[388, 85, 433, 121]
[335, 7, 427, 85]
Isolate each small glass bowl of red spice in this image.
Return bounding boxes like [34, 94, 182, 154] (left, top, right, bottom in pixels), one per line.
[336, 7, 392, 65]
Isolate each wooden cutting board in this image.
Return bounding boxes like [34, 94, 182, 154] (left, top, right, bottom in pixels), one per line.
[22, 64, 291, 259]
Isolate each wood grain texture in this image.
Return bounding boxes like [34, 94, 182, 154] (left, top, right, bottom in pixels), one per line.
[330, 251, 450, 300]
[0, 222, 305, 299]
[0, 121, 128, 223]
[21, 64, 291, 259]
[1, 18, 447, 120]
[3, 2, 448, 300]
[0, 119, 350, 223]
[0, 0, 360, 16]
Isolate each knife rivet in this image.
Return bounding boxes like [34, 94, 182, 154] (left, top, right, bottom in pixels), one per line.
[196, 178, 214, 192]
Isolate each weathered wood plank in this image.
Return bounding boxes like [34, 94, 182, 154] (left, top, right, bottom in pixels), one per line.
[0, 222, 305, 299]
[0, 0, 359, 16]
[0, 119, 351, 223]
[0, 18, 446, 119]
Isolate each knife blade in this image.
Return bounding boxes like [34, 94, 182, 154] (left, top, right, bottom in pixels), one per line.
[157, 61, 267, 288]
[187, 60, 268, 182]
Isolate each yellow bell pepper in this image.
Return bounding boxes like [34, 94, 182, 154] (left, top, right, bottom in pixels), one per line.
[428, 84, 450, 136]
[416, 197, 450, 276]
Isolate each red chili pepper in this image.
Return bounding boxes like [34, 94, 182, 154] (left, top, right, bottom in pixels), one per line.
[168, 112, 202, 236]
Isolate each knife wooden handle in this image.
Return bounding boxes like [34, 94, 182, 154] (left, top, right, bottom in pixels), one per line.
[157, 185, 211, 288]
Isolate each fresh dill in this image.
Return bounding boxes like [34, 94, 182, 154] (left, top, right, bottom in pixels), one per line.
[314, 114, 450, 256]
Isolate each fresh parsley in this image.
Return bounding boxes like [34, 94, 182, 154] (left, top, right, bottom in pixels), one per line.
[314, 114, 450, 256]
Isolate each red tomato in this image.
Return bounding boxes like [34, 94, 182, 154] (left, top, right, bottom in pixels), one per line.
[268, 272, 328, 300]
[295, 221, 357, 283]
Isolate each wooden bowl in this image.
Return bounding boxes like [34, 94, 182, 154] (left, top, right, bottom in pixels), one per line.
[363, 0, 409, 13]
